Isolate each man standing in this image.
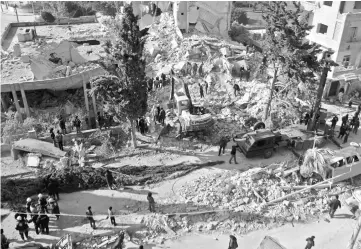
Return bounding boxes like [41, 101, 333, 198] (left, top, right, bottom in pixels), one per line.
[55, 130, 64, 151]
[338, 125, 346, 139]
[106, 170, 116, 190]
[37, 211, 49, 234]
[97, 112, 104, 130]
[156, 105, 161, 123]
[15, 216, 29, 241]
[228, 235, 238, 249]
[233, 83, 240, 97]
[147, 192, 155, 213]
[73, 116, 81, 133]
[199, 83, 204, 98]
[342, 114, 349, 126]
[354, 118, 360, 134]
[59, 116, 66, 134]
[107, 206, 116, 226]
[331, 115, 338, 130]
[343, 128, 350, 144]
[47, 179, 60, 201]
[50, 128, 56, 147]
[229, 144, 238, 164]
[159, 108, 166, 126]
[305, 236, 315, 249]
[329, 195, 341, 218]
[38, 194, 48, 213]
[219, 136, 229, 156]
[28, 207, 40, 235]
[86, 206, 96, 229]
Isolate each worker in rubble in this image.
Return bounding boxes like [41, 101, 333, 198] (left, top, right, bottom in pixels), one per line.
[331, 115, 338, 130]
[48, 198, 60, 220]
[50, 128, 56, 147]
[139, 117, 146, 135]
[106, 206, 116, 226]
[37, 211, 50, 234]
[159, 108, 166, 126]
[15, 216, 29, 241]
[1, 229, 10, 249]
[228, 235, 238, 249]
[27, 206, 40, 235]
[199, 83, 204, 98]
[73, 116, 82, 134]
[229, 143, 239, 164]
[97, 112, 104, 130]
[305, 236, 315, 249]
[328, 195, 341, 218]
[218, 136, 229, 156]
[55, 130, 64, 151]
[156, 105, 161, 123]
[147, 192, 155, 213]
[86, 206, 96, 229]
[47, 179, 60, 201]
[38, 194, 48, 213]
[233, 83, 240, 97]
[105, 170, 116, 190]
[59, 116, 66, 134]
[354, 118, 360, 134]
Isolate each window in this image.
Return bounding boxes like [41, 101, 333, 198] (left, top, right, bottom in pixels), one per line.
[342, 55, 351, 67]
[339, 1, 345, 13]
[354, 1, 361, 9]
[323, 1, 333, 6]
[317, 24, 328, 34]
[354, 156, 359, 162]
[349, 27, 358, 41]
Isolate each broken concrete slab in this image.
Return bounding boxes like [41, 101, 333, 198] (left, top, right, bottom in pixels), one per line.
[12, 138, 66, 160]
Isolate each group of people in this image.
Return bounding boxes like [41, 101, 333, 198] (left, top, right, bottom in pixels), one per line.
[136, 117, 149, 135]
[152, 105, 166, 126]
[218, 136, 240, 164]
[97, 112, 113, 130]
[335, 112, 360, 144]
[58, 115, 82, 135]
[147, 74, 170, 92]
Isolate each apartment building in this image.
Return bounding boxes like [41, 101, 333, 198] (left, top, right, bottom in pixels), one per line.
[301, 1, 361, 97]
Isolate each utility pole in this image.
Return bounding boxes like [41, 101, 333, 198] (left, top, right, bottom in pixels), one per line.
[346, 215, 361, 249]
[263, 63, 278, 121]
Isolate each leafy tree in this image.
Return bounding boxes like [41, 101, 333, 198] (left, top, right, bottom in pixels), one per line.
[90, 1, 120, 17]
[231, 7, 248, 25]
[90, 4, 148, 148]
[260, 1, 322, 122]
[41, 11, 55, 23]
[228, 21, 251, 43]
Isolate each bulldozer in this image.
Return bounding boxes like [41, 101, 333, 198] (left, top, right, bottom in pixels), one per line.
[173, 91, 214, 137]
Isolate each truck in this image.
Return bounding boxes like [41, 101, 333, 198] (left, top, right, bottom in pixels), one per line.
[234, 129, 290, 159]
[173, 91, 214, 136]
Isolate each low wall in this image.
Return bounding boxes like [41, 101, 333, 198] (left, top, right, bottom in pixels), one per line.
[1, 23, 12, 46]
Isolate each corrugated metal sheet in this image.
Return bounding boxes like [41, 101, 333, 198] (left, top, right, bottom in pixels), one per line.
[258, 236, 287, 249]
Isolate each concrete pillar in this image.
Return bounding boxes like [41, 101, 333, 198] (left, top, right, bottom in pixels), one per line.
[19, 84, 30, 117]
[1, 94, 8, 112]
[10, 84, 21, 113]
[81, 74, 91, 128]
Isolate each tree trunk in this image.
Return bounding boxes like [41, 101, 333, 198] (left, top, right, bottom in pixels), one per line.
[263, 67, 278, 121]
[169, 77, 175, 101]
[347, 215, 361, 249]
[308, 65, 329, 131]
[130, 119, 137, 148]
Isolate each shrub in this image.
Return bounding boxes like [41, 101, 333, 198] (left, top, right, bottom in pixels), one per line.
[231, 7, 248, 25]
[228, 21, 251, 42]
[41, 11, 56, 23]
[23, 117, 43, 133]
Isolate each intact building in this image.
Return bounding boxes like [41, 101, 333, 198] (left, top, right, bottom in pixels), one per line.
[301, 1, 361, 98]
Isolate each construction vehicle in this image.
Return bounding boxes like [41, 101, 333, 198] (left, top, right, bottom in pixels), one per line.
[173, 91, 214, 136]
[234, 129, 290, 159]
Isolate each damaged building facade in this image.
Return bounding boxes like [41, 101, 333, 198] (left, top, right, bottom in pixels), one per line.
[301, 1, 361, 100]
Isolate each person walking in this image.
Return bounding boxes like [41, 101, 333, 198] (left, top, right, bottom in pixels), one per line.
[218, 136, 229, 156]
[354, 118, 360, 134]
[233, 83, 240, 97]
[107, 207, 116, 226]
[343, 129, 350, 144]
[331, 115, 338, 130]
[305, 236, 315, 249]
[147, 192, 155, 213]
[15, 216, 29, 241]
[59, 116, 66, 134]
[50, 128, 56, 147]
[338, 125, 346, 139]
[105, 170, 116, 190]
[159, 108, 166, 126]
[342, 114, 349, 126]
[37, 211, 49, 235]
[55, 130, 64, 151]
[48, 198, 60, 220]
[228, 235, 238, 249]
[229, 144, 238, 164]
[199, 83, 204, 98]
[86, 206, 96, 229]
[27, 207, 40, 235]
[329, 195, 341, 218]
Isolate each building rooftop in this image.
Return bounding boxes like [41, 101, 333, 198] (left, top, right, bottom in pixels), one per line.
[1, 23, 108, 85]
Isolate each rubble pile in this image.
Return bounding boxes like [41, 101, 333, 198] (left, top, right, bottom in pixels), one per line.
[44, 62, 100, 79]
[75, 232, 128, 249]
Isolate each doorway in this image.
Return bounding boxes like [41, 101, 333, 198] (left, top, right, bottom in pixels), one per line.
[328, 81, 340, 96]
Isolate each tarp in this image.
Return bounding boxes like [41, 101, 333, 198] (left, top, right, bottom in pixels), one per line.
[13, 138, 66, 159]
[258, 236, 287, 249]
